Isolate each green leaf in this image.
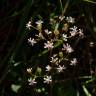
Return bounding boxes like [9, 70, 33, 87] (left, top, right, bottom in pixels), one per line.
[54, 40, 63, 47]
[36, 67, 42, 75]
[11, 84, 21, 93]
[38, 49, 48, 57]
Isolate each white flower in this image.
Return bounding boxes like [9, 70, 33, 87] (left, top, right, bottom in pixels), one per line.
[44, 41, 54, 50]
[70, 26, 78, 37]
[59, 15, 65, 21]
[62, 43, 73, 53]
[70, 26, 78, 33]
[70, 31, 77, 37]
[28, 38, 36, 46]
[35, 20, 43, 31]
[44, 76, 52, 84]
[50, 57, 58, 63]
[27, 68, 32, 73]
[78, 29, 84, 38]
[28, 78, 37, 85]
[66, 17, 75, 23]
[35, 20, 43, 25]
[62, 34, 67, 41]
[70, 58, 77, 66]
[44, 29, 52, 35]
[57, 65, 66, 72]
[50, 54, 58, 64]
[26, 21, 32, 30]
[46, 65, 51, 71]
[89, 41, 94, 47]
[35, 33, 44, 39]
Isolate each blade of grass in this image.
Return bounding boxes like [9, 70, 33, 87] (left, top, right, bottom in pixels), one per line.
[82, 85, 92, 96]
[62, 0, 70, 16]
[83, 0, 96, 4]
[59, 0, 63, 13]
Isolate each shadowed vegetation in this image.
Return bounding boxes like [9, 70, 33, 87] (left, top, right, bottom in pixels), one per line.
[0, 0, 96, 96]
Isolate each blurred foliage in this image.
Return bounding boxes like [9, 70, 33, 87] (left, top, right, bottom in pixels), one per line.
[0, 0, 96, 96]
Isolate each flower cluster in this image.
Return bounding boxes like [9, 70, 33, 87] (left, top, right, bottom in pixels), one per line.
[26, 15, 83, 87]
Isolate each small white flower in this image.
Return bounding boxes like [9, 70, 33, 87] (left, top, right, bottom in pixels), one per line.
[70, 58, 77, 66]
[27, 68, 32, 73]
[44, 41, 54, 50]
[70, 26, 77, 32]
[44, 76, 52, 84]
[70, 31, 77, 37]
[28, 38, 36, 46]
[59, 16, 65, 21]
[62, 43, 73, 53]
[46, 65, 51, 71]
[66, 17, 75, 23]
[35, 20, 43, 31]
[62, 34, 67, 41]
[26, 21, 32, 30]
[89, 41, 94, 47]
[35, 33, 44, 39]
[28, 78, 37, 85]
[70, 26, 78, 37]
[44, 29, 52, 35]
[57, 65, 66, 72]
[35, 20, 43, 25]
[78, 29, 84, 38]
[50, 55, 58, 64]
